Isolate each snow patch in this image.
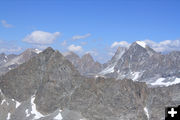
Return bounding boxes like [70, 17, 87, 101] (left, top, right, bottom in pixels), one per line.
[31, 95, 44, 119]
[132, 72, 140, 81]
[15, 101, 21, 108]
[136, 41, 146, 48]
[25, 109, 30, 117]
[54, 110, 63, 120]
[151, 78, 180, 86]
[11, 99, 21, 108]
[7, 113, 11, 120]
[1, 99, 6, 105]
[8, 67, 12, 70]
[34, 49, 42, 54]
[144, 107, 149, 120]
[99, 65, 115, 75]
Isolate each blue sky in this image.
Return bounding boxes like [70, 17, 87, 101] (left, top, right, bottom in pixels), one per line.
[0, 0, 180, 63]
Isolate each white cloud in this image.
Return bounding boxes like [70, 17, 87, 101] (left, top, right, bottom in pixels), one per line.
[1, 20, 13, 28]
[23, 31, 60, 44]
[61, 40, 67, 46]
[0, 47, 22, 53]
[111, 41, 130, 48]
[86, 50, 98, 56]
[72, 33, 91, 40]
[144, 39, 180, 52]
[68, 44, 83, 52]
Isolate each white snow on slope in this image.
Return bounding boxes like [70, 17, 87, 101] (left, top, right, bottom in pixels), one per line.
[31, 96, 44, 119]
[144, 107, 149, 120]
[99, 65, 114, 75]
[54, 110, 63, 120]
[1, 99, 6, 105]
[34, 49, 42, 54]
[151, 78, 180, 86]
[136, 41, 146, 48]
[16, 101, 21, 108]
[7, 113, 11, 120]
[12, 99, 21, 108]
[132, 72, 140, 81]
[25, 109, 30, 117]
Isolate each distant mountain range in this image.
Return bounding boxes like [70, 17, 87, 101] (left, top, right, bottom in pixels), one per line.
[0, 41, 179, 86]
[64, 51, 102, 77]
[0, 42, 179, 120]
[0, 48, 41, 75]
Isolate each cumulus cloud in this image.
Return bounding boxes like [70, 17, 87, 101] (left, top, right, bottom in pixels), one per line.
[111, 41, 130, 48]
[72, 33, 91, 40]
[68, 44, 83, 52]
[144, 39, 180, 52]
[23, 31, 60, 44]
[61, 40, 67, 46]
[1, 20, 13, 28]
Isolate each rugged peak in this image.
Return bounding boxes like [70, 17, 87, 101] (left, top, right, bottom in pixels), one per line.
[111, 46, 127, 63]
[81, 53, 94, 62]
[64, 51, 80, 59]
[20, 48, 39, 55]
[135, 41, 147, 48]
[40, 47, 55, 57]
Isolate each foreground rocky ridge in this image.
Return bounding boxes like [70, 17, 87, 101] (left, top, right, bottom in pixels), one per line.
[0, 47, 179, 120]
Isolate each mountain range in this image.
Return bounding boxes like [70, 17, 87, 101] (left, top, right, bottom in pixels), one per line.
[0, 41, 179, 120]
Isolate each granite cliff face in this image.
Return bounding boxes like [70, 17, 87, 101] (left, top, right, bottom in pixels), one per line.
[0, 47, 180, 120]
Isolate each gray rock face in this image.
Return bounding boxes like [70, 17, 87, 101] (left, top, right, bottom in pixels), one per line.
[0, 47, 180, 120]
[99, 41, 180, 85]
[0, 53, 17, 66]
[0, 48, 40, 75]
[65, 52, 102, 76]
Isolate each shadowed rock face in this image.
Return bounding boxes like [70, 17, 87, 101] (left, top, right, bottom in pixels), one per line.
[0, 47, 179, 120]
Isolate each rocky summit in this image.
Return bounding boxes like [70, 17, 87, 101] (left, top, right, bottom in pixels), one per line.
[64, 51, 102, 77]
[99, 41, 180, 86]
[0, 47, 180, 120]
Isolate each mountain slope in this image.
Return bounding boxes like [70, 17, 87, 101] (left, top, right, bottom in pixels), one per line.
[0, 47, 180, 120]
[99, 41, 180, 86]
